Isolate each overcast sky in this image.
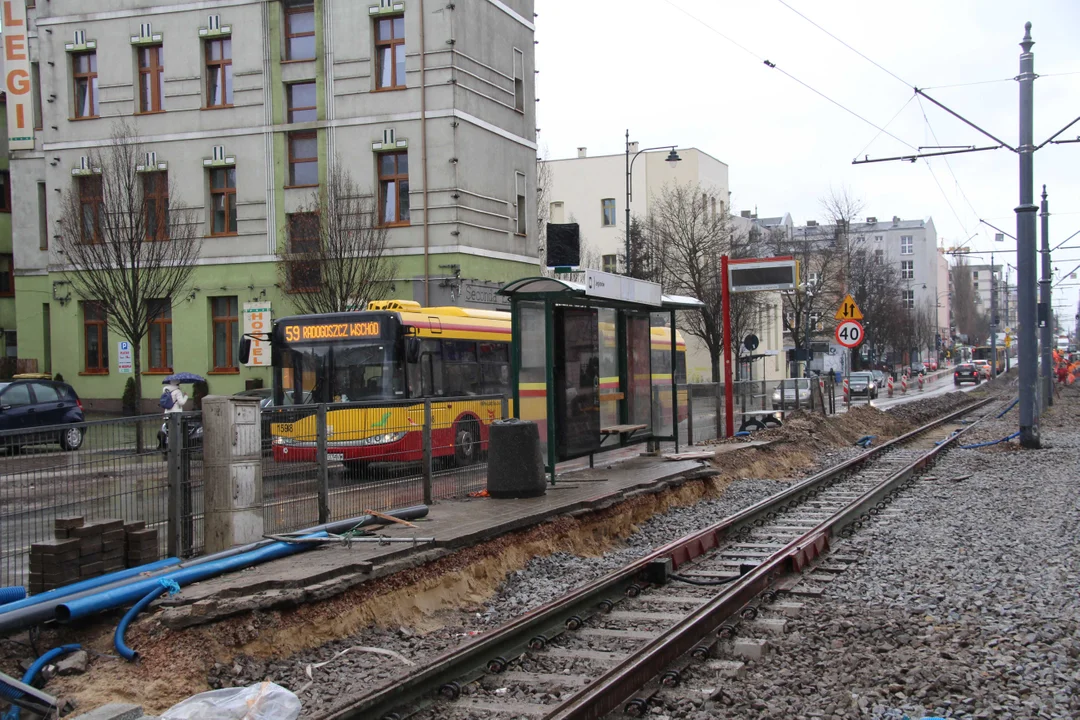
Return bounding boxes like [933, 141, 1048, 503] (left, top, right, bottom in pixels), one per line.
[536, 0, 1080, 331]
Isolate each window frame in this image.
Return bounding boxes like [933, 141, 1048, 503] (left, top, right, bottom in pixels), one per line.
[137, 44, 165, 114]
[83, 301, 109, 374]
[284, 0, 316, 62]
[287, 131, 319, 188]
[204, 38, 233, 109]
[900, 235, 914, 255]
[601, 198, 616, 227]
[143, 170, 169, 241]
[72, 51, 99, 120]
[903, 289, 915, 310]
[78, 175, 103, 244]
[209, 167, 237, 237]
[147, 299, 173, 372]
[0, 254, 14, 298]
[377, 151, 410, 227]
[374, 14, 406, 91]
[211, 296, 240, 373]
[901, 260, 914, 280]
[601, 254, 618, 274]
[286, 212, 322, 293]
[286, 81, 317, 123]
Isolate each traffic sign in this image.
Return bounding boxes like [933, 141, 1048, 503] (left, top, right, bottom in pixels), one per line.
[835, 320, 865, 349]
[1004, 334, 1012, 348]
[834, 294, 864, 321]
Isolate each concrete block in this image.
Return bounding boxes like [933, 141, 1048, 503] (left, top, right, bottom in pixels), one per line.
[733, 637, 769, 660]
[747, 618, 789, 635]
[773, 602, 804, 618]
[705, 659, 746, 678]
[70, 703, 143, 720]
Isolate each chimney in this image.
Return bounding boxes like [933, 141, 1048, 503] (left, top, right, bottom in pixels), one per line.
[628, 141, 639, 153]
[577, 147, 587, 158]
[866, 216, 877, 224]
[807, 220, 818, 227]
[740, 210, 752, 218]
[892, 215, 900, 224]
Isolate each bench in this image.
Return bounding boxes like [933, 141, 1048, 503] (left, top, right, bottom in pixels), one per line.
[600, 424, 647, 435]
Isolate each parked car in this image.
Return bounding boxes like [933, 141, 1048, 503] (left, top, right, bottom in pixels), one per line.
[849, 372, 878, 399]
[910, 362, 927, 375]
[927, 359, 939, 371]
[954, 363, 982, 386]
[0, 379, 85, 452]
[771, 378, 812, 410]
[971, 359, 992, 378]
[871, 370, 887, 388]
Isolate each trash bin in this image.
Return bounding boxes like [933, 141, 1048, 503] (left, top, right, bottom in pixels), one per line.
[486, 418, 546, 498]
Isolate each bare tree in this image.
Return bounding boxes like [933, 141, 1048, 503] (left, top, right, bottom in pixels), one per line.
[767, 224, 847, 357]
[847, 241, 905, 368]
[57, 121, 202, 420]
[277, 162, 396, 314]
[637, 182, 762, 382]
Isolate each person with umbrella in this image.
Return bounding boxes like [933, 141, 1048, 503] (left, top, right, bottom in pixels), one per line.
[160, 372, 205, 413]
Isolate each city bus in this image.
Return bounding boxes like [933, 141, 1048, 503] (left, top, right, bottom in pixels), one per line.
[972, 345, 1005, 374]
[245, 300, 688, 471]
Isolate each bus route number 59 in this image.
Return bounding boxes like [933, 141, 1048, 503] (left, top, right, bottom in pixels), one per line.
[835, 319, 864, 349]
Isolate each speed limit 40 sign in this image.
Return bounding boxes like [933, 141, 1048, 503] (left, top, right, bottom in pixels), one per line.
[835, 319, 865, 349]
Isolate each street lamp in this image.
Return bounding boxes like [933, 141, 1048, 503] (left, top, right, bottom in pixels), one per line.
[625, 129, 681, 275]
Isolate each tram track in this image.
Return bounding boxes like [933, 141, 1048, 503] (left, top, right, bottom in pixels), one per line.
[312, 396, 998, 720]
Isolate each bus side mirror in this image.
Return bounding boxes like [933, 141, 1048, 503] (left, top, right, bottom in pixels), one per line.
[406, 338, 421, 364]
[239, 336, 251, 365]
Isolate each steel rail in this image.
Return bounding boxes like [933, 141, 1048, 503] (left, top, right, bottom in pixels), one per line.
[545, 399, 995, 719]
[315, 397, 993, 720]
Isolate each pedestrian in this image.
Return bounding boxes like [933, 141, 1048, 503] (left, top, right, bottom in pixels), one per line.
[160, 380, 188, 413]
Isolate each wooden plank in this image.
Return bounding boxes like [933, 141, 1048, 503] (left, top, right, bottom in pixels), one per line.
[600, 424, 648, 435]
[664, 451, 716, 460]
[362, 509, 418, 529]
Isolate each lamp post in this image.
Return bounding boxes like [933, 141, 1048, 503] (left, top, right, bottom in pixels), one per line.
[625, 129, 681, 276]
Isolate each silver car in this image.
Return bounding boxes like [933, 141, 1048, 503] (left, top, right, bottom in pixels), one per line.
[772, 378, 811, 409]
[849, 372, 878, 399]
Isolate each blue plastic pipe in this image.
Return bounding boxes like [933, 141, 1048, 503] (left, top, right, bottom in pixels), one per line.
[0, 587, 26, 606]
[0, 644, 81, 719]
[115, 581, 177, 661]
[0, 557, 181, 618]
[57, 533, 327, 623]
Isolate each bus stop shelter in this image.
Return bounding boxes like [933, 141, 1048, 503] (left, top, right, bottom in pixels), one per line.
[498, 274, 703, 482]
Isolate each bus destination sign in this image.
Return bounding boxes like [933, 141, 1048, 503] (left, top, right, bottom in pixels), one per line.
[284, 320, 381, 342]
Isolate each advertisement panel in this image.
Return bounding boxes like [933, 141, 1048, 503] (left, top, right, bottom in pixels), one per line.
[4, 1, 35, 150]
[243, 302, 272, 367]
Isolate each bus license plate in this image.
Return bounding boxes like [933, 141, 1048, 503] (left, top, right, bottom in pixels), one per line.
[327, 453, 344, 462]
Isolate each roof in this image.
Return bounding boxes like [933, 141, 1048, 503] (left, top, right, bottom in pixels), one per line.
[498, 277, 704, 310]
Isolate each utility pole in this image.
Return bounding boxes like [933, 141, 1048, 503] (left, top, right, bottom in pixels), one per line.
[1004, 270, 1011, 371]
[1016, 23, 1040, 448]
[990, 250, 998, 380]
[1039, 185, 1052, 407]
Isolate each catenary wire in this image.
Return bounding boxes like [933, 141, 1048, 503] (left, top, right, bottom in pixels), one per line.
[916, 95, 983, 238]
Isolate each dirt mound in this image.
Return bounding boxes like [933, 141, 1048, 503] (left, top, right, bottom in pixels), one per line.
[886, 390, 983, 426]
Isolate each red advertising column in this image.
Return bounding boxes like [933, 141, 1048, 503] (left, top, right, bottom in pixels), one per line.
[721, 255, 734, 437]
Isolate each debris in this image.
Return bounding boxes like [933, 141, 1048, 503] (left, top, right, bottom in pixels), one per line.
[160, 682, 300, 720]
[55, 650, 89, 676]
[362, 509, 419, 529]
[303, 645, 415, 681]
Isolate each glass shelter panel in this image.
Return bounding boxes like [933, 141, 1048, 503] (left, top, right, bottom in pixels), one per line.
[650, 311, 678, 439]
[555, 307, 600, 460]
[625, 313, 652, 432]
[517, 302, 548, 458]
[598, 308, 620, 433]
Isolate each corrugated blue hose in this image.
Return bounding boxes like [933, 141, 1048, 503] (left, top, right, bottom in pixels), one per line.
[0, 644, 81, 719]
[115, 579, 180, 661]
[0, 587, 26, 607]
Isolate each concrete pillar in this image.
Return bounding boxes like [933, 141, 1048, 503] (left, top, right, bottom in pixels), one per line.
[203, 396, 263, 554]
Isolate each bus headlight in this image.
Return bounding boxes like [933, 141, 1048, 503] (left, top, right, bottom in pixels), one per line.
[357, 432, 407, 446]
[272, 436, 286, 446]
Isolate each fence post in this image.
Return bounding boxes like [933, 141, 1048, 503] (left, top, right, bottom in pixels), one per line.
[166, 412, 182, 558]
[686, 385, 695, 446]
[316, 404, 329, 524]
[422, 399, 434, 505]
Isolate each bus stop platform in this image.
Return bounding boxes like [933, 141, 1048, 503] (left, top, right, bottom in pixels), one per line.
[156, 442, 771, 628]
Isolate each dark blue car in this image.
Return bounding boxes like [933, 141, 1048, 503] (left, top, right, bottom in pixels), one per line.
[0, 379, 85, 451]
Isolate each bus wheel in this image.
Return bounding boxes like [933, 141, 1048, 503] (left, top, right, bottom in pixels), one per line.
[343, 460, 372, 481]
[454, 420, 480, 467]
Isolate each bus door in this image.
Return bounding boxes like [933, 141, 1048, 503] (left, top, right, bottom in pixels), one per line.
[409, 339, 450, 427]
[554, 307, 601, 460]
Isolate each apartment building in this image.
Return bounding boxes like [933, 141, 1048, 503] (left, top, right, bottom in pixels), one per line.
[8, 0, 537, 409]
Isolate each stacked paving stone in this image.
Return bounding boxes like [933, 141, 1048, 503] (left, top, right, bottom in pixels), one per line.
[27, 538, 80, 593]
[27, 517, 160, 595]
[123, 522, 159, 567]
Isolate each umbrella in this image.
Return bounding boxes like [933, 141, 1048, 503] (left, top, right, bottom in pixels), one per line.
[162, 372, 206, 384]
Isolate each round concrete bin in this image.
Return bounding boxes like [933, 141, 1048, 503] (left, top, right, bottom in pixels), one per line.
[486, 418, 546, 498]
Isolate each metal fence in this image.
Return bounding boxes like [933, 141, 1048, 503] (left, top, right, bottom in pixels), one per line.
[0, 414, 169, 589]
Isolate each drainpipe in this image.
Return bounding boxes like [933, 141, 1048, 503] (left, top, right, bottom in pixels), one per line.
[420, 0, 430, 305]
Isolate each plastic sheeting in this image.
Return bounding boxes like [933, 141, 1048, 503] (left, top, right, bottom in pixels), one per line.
[160, 682, 300, 720]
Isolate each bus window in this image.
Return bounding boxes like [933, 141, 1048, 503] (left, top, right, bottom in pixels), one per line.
[419, 340, 444, 397]
[479, 342, 510, 395]
[444, 340, 479, 395]
[675, 350, 687, 385]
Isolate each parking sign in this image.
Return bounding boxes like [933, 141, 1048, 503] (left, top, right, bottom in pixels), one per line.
[118, 341, 132, 373]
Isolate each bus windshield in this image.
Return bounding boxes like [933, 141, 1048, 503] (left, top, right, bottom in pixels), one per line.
[278, 341, 405, 405]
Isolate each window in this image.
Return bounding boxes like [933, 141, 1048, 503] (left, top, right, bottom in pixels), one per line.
[900, 235, 913, 255]
[901, 260, 914, 280]
[0, 171, 9, 213]
[78, 175, 103, 243]
[1, 384, 31, 407]
[287, 82, 317, 123]
[73, 52, 98, 118]
[32, 62, 42, 130]
[873, 248, 883, 264]
[874, 235, 882, 242]
[138, 45, 165, 113]
[377, 151, 409, 226]
[807, 272, 819, 288]
[284, 0, 316, 61]
[83, 302, 109, 373]
[37, 183, 48, 251]
[903, 289, 915, 310]
[601, 198, 616, 227]
[515, 171, 526, 235]
[287, 212, 321, 291]
[288, 132, 318, 186]
[147, 299, 172, 372]
[143, 171, 169, 240]
[205, 38, 233, 108]
[972, 271, 979, 279]
[478, 342, 510, 394]
[444, 340, 480, 395]
[513, 48, 524, 112]
[211, 297, 239, 371]
[209, 167, 237, 236]
[602, 254, 618, 273]
[374, 15, 405, 90]
[0, 255, 13, 297]
[30, 383, 58, 403]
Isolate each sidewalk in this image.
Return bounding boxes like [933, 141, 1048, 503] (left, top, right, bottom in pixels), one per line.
[156, 442, 770, 628]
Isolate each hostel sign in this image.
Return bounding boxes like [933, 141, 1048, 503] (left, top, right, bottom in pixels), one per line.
[4, 1, 35, 150]
[242, 302, 272, 367]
